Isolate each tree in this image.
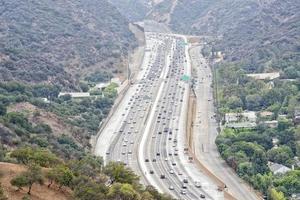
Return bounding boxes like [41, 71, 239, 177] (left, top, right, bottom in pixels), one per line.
[79, 82, 89, 92]
[59, 94, 71, 102]
[10, 147, 34, 165]
[269, 188, 286, 200]
[226, 96, 243, 109]
[273, 170, 300, 196]
[237, 162, 254, 177]
[30, 149, 60, 167]
[107, 183, 140, 200]
[11, 164, 44, 195]
[11, 147, 60, 167]
[73, 176, 107, 200]
[267, 146, 294, 166]
[0, 103, 6, 116]
[104, 162, 139, 184]
[11, 174, 29, 191]
[47, 165, 74, 189]
[246, 94, 262, 110]
[0, 183, 7, 200]
[251, 173, 273, 193]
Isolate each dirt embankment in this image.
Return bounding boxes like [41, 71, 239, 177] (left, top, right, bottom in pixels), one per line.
[0, 162, 72, 200]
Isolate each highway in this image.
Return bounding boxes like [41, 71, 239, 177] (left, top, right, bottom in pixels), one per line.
[190, 46, 260, 200]
[95, 33, 223, 200]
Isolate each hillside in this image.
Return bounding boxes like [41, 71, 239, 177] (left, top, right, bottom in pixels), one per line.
[0, 162, 72, 200]
[107, 0, 151, 22]
[125, 0, 300, 76]
[0, 0, 137, 89]
[169, 0, 300, 75]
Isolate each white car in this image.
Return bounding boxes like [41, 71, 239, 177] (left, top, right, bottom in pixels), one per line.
[169, 185, 174, 190]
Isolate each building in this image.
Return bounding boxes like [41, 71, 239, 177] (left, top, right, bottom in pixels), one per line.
[259, 111, 273, 118]
[263, 120, 278, 128]
[294, 108, 300, 124]
[268, 162, 291, 175]
[225, 111, 257, 123]
[58, 92, 90, 98]
[95, 82, 110, 90]
[246, 72, 280, 80]
[224, 111, 257, 128]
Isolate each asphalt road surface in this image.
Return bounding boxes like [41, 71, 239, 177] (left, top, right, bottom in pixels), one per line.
[190, 46, 260, 200]
[95, 33, 224, 199]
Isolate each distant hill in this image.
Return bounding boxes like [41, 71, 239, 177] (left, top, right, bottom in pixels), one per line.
[169, 0, 300, 74]
[118, 0, 300, 75]
[0, 0, 137, 89]
[107, 0, 151, 22]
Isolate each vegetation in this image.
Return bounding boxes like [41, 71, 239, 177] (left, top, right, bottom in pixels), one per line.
[214, 64, 299, 117]
[5, 147, 172, 200]
[0, 0, 136, 89]
[0, 183, 7, 200]
[11, 164, 44, 195]
[0, 81, 118, 160]
[215, 63, 300, 198]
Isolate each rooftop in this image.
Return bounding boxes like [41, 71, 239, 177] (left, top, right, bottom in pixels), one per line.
[246, 72, 280, 80]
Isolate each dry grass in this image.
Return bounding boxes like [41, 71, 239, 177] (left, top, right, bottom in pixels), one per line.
[0, 162, 72, 200]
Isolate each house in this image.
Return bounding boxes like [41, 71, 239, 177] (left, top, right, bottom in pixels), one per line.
[268, 162, 291, 175]
[226, 122, 257, 129]
[259, 111, 273, 118]
[225, 111, 257, 123]
[294, 108, 300, 124]
[58, 92, 90, 98]
[41, 97, 50, 103]
[95, 82, 110, 90]
[224, 111, 257, 128]
[263, 120, 278, 128]
[246, 72, 280, 80]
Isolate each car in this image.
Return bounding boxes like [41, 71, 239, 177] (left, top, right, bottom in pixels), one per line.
[156, 152, 160, 156]
[149, 170, 154, 174]
[183, 178, 188, 183]
[145, 159, 149, 162]
[180, 190, 187, 195]
[164, 158, 168, 161]
[169, 169, 174, 174]
[195, 181, 201, 188]
[200, 194, 205, 198]
[182, 184, 187, 189]
[128, 151, 132, 154]
[172, 162, 176, 166]
[122, 143, 127, 146]
[160, 174, 165, 179]
[122, 151, 126, 155]
[169, 185, 174, 190]
[152, 158, 157, 162]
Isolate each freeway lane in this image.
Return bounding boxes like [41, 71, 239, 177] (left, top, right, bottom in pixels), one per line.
[95, 32, 223, 199]
[190, 46, 260, 200]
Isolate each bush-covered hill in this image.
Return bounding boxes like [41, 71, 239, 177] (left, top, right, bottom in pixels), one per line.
[0, 0, 137, 89]
[170, 0, 300, 74]
[107, 0, 151, 22]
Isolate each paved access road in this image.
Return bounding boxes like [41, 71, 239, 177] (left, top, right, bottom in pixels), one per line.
[190, 46, 260, 200]
[95, 33, 224, 199]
